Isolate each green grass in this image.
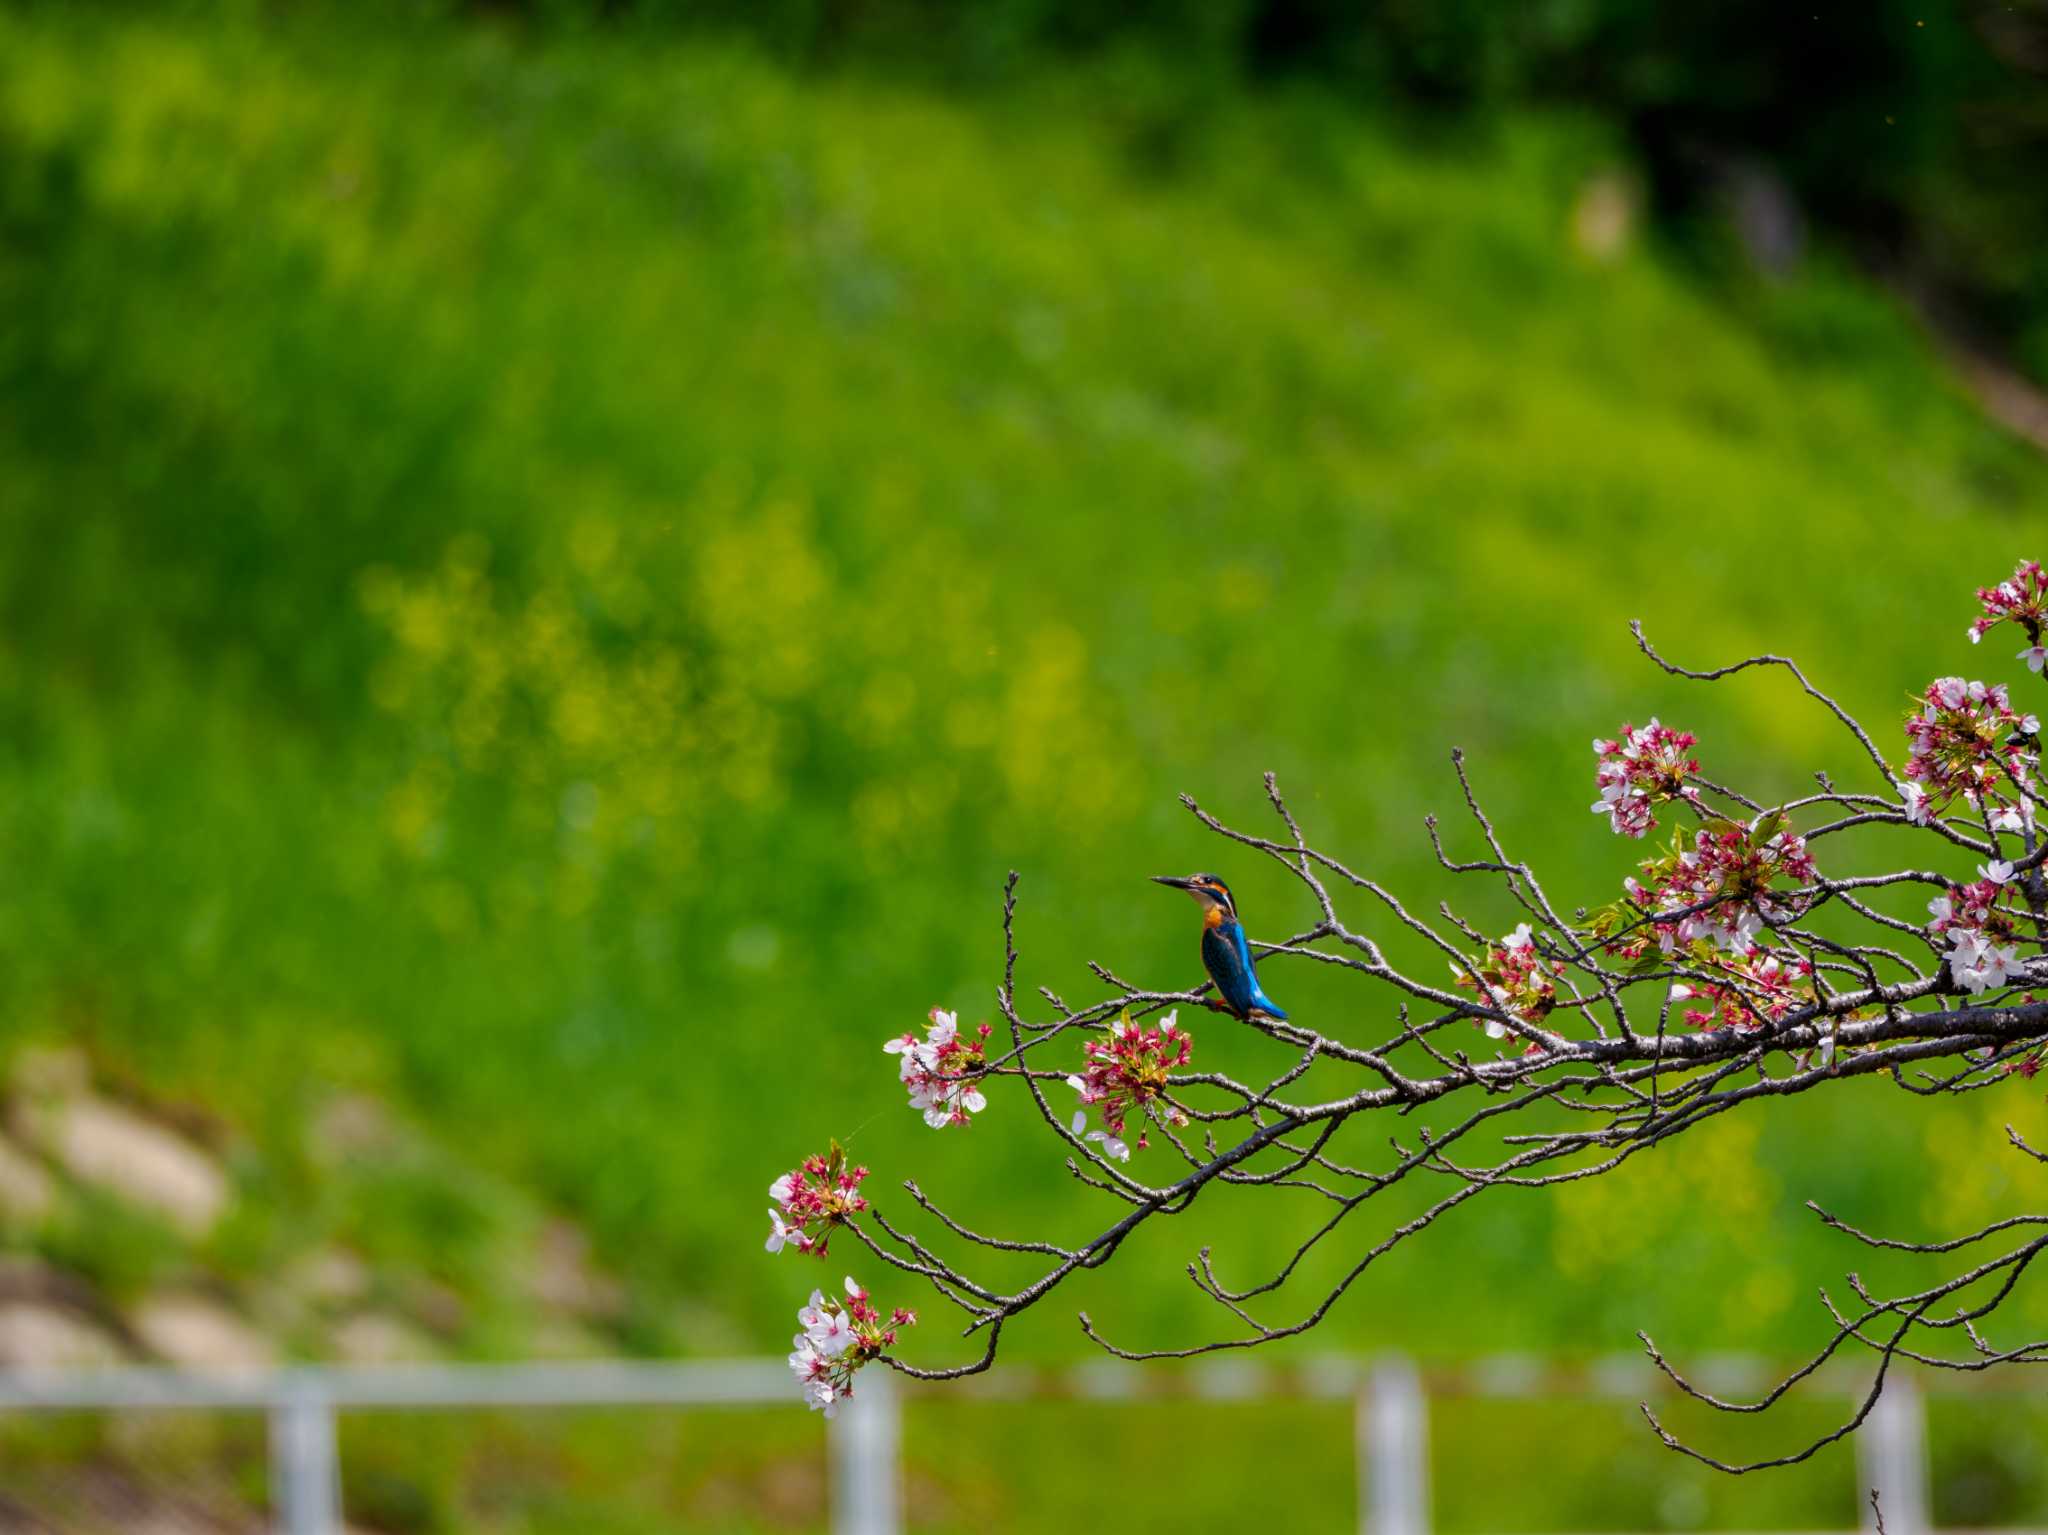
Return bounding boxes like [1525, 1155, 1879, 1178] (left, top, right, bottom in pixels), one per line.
[3, 2, 2048, 1525]
[0, 1390, 2006, 1533]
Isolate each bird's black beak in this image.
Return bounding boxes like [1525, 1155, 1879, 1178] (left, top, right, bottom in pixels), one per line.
[1151, 875, 1194, 890]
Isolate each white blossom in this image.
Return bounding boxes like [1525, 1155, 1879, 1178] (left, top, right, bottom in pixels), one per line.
[1948, 930, 2024, 994]
[1992, 801, 2036, 833]
[1070, 1109, 1130, 1163]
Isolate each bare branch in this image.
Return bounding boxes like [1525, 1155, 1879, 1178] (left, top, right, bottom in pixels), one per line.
[782, 602, 2048, 1467]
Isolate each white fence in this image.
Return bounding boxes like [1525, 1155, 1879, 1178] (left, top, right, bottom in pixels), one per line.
[0, 1356, 2004, 1534]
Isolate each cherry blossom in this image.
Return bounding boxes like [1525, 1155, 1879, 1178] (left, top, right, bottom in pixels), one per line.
[1927, 880, 2000, 939]
[1452, 922, 1562, 1040]
[1899, 780, 1931, 825]
[1950, 929, 2027, 995]
[1665, 947, 1815, 1032]
[1901, 676, 2034, 824]
[1611, 814, 1819, 956]
[799, 1289, 855, 1356]
[1992, 800, 2036, 834]
[1067, 1009, 1191, 1154]
[1968, 559, 2048, 649]
[1592, 719, 1702, 837]
[766, 1143, 870, 1259]
[2002, 1027, 2044, 1081]
[1071, 1109, 1130, 1162]
[1930, 869, 2031, 994]
[786, 1275, 918, 1417]
[885, 1007, 993, 1128]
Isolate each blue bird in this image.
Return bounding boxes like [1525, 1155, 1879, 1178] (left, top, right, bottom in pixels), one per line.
[1152, 872, 1289, 1022]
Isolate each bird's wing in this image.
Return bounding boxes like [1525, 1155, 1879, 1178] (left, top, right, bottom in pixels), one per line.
[1202, 923, 1255, 1015]
[1230, 922, 1259, 980]
[1230, 923, 1286, 1017]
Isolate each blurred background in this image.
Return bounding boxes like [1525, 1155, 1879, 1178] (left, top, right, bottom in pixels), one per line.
[2, 0, 2048, 1529]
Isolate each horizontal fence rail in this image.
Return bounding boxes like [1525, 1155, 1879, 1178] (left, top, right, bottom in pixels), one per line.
[0, 1355, 2033, 1535]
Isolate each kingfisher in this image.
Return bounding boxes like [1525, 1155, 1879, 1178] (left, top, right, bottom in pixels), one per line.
[1152, 872, 1290, 1022]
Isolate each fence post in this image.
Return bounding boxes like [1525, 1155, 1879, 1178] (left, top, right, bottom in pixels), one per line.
[1358, 1357, 1429, 1535]
[1858, 1374, 1929, 1535]
[830, 1365, 901, 1535]
[270, 1372, 342, 1535]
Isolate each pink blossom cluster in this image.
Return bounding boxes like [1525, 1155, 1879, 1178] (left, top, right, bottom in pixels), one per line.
[786, 1275, 917, 1417]
[1623, 815, 1819, 954]
[1949, 929, 2027, 995]
[1969, 559, 2048, 673]
[2002, 1030, 2043, 1082]
[1930, 864, 2030, 994]
[1900, 677, 2037, 825]
[1668, 947, 1814, 1033]
[885, 1008, 992, 1128]
[1926, 863, 2021, 943]
[767, 1144, 869, 1259]
[1592, 719, 1702, 837]
[1453, 923, 1562, 1041]
[1067, 1010, 1192, 1161]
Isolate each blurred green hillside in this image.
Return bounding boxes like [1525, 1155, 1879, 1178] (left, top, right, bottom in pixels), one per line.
[335, 0, 2048, 390]
[4, 0, 2048, 1446]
